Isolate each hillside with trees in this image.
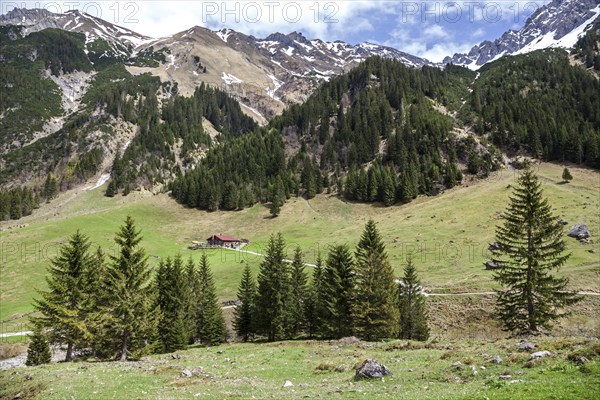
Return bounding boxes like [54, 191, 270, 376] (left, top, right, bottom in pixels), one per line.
[464, 49, 600, 167]
[170, 57, 499, 211]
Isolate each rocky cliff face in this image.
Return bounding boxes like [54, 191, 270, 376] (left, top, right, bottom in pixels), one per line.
[443, 0, 600, 69]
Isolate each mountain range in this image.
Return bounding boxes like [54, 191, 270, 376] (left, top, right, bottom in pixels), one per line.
[1, 0, 598, 119]
[0, 0, 599, 220]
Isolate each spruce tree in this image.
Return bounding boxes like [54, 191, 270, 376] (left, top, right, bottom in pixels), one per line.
[353, 220, 399, 340]
[26, 327, 52, 366]
[81, 247, 108, 354]
[105, 180, 116, 197]
[289, 247, 308, 336]
[184, 257, 199, 344]
[255, 233, 291, 341]
[270, 193, 283, 217]
[33, 230, 94, 361]
[398, 258, 429, 341]
[196, 253, 227, 344]
[100, 216, 157, 360]
[43, 174, 58, 202]
[492, 168, 581, 334]
[304, 252, 326, 338]
[323, 245, 355, 338]
[233, 264, 257, 342]
[155, 256, 188, 353]
[561, 168, 573, 182]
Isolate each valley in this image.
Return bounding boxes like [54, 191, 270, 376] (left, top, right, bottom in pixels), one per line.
[1, 162, 598, 336]
[0, 0, 599, 397]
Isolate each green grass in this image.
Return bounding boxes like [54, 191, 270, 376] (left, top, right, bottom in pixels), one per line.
[1, 162, 599, 332]
[1, 337, 598, 399]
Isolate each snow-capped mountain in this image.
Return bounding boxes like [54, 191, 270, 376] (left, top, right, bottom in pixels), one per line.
[0, 8, 432, 121]
[444, 0, 600, 69]
[0, 8, 153, 53]
[2, 0, 598, 120]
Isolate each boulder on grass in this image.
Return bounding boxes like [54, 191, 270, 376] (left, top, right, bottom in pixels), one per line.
[355, 359, 391, 379]
[568, 224, 591, 240]
[484, 260, 502, 270]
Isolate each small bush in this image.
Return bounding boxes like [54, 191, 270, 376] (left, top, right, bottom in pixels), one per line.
[334, 364, 351, 372]
[507, 353, 528, 364]
[315, 361, 335, 371]
[567, 343, 600, 362]
[0, 342, 28, 360]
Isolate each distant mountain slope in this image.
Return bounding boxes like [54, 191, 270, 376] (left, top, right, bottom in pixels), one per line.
[0, 8, 431, 121]
[444, 0, 600, 69]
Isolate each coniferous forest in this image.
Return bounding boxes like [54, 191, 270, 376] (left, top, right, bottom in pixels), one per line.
[1, 25, 599, 221]
[32, 216, 431, 361]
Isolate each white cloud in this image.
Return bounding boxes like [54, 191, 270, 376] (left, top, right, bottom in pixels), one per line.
[423, 24, 447, 39]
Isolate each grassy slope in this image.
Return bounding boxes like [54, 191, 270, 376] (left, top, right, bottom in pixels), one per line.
[1, 162, 599, 331]
[1, 337, 599, 399]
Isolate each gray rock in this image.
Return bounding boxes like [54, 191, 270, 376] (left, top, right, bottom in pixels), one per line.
[484, 260, 502, 270]
[283, 380, 294, 387]
[191, 367, 204, 376]
[557, 219, 569, 226]
[181, 369, 193, 378]
[491, 356, 503, 364]
[589, 249, 597, 253]
[339, 336, 362, 346]
[530, 351, 552, 359]
[510, 379, 525, 384]
[518, 342, 536, 351]
[575, 356, 589, 365]
[355, 359, 391, 379]
[569, 224, 591, 240]
[171, 354, 181, 360]
[451, 361, 463, 370]
[499, 375, 512, 380]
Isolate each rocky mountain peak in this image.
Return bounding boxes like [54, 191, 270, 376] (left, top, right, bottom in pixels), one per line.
[444, 0, 600, 69]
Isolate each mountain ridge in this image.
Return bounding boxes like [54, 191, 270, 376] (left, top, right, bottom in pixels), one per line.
[444, 0, 600, 69]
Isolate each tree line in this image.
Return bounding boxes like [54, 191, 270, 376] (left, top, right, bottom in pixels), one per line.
[0, 174, 61, 221]
[170, 57, 486, 212]
[28, 217, 226, 363]
[572, 18, 600, 72]
[28, 167, 581, 365]
[465, 49, 600, 168]
[233, 220, 429, 342]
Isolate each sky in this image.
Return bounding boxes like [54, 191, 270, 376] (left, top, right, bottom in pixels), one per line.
[1, 1, 552, 62]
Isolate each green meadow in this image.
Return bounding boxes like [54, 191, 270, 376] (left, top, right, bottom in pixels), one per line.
[1, 337, 599, 399]
[1, 162, 598, 333]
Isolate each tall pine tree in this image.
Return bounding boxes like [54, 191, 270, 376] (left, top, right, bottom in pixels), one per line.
[304, 252, 326, 338]
[100, 216, 157, 360]
[33, 230, 94, 361]
[322, 245, 355, 338]
[155, 256, 188, 352]
[398, 257, 429, 341]
[184, 257, 199, 344]
[255, 233, 291, 341]
[289, 247, 308, 336]
[233, 264, 257, 342]
[353, 220, 399, 340]
[196, 253, 228, 344]
[492, 168, 581, 334]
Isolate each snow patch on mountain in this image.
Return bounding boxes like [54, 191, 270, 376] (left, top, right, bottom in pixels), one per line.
[445, 0, 600, 69]
[222, 72, 243, 85]
[216, 28, 233, 43]
[516, 4, 600, 55]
